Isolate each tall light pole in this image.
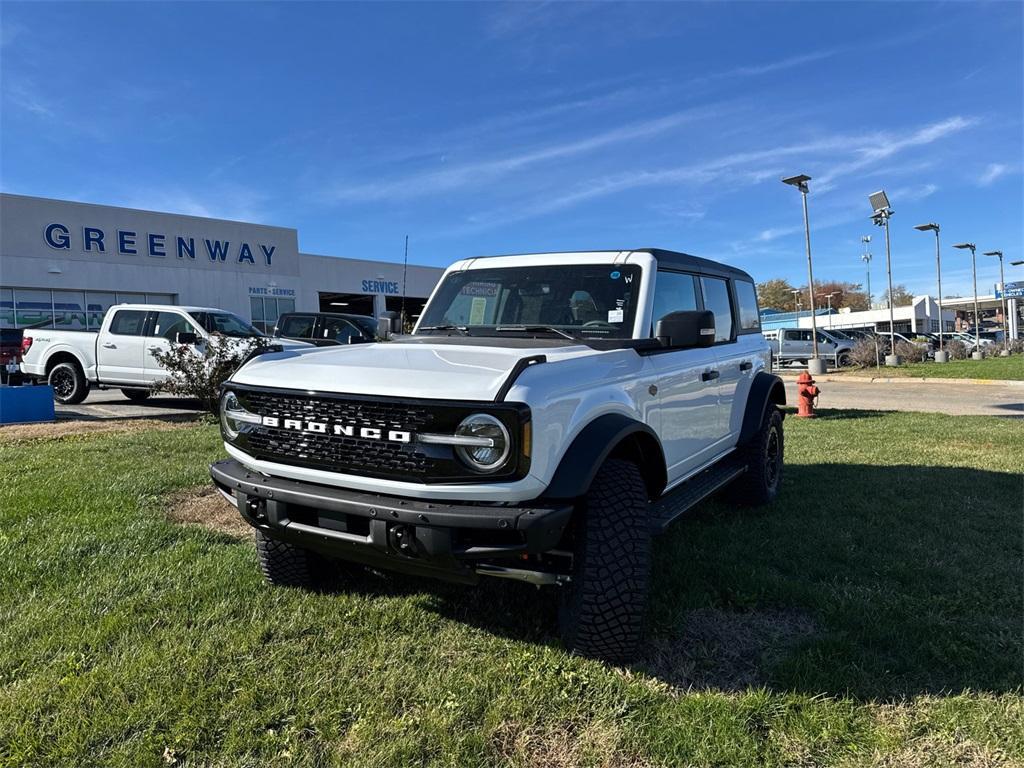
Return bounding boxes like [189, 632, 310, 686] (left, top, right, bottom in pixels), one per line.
[984, 250, 1008, 355]
[818, 291, 838, 329]
[953, 242, 982, 359]
[914, 223, 946, 362]
[861, 236, 872, 307]
[869, 190, 900, 366]
[782, 174, 824, 374]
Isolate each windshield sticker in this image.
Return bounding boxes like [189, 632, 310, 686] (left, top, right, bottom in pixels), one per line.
[469, 297, 488, 325]
[460, 282, 499, 297]
[607, 308, 625, 323]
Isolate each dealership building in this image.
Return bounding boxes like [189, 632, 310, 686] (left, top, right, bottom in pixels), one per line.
[0, 193, 445, 333]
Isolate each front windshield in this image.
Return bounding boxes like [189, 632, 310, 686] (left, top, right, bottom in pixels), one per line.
[417, 264, 642, 339]
[189, 311, 263, 338]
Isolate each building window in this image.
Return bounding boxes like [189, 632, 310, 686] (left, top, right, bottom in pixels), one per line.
[0, 287, 176, 328]
[249, 296, 295, 334]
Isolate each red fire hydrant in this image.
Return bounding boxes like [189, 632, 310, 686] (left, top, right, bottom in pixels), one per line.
[796, 371, 820, 418]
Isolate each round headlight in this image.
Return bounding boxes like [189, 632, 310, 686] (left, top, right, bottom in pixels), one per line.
[220, 390, 242, 440]
[454, 413, 510, 472]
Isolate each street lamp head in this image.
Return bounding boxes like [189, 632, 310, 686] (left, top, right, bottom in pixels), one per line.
[868, 190, 891, 213]
[861, 235, 871, 243]
[781, 174, 811, 192]
[1011, 260, 1024, 266]
[953, 243, 976, 251]
[982, 251, 1003, 257]
[914, 223, 939, 232]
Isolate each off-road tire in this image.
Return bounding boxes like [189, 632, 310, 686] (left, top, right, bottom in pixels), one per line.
[48, 361, 88, 405]
[558, 459, 651, 664]
[837, 352, 852, 368]
[255, 529, 322, 588]
[728, 406, 783, 506]
[121, 388, 151, 402]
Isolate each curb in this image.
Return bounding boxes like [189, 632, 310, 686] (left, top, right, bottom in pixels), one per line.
[778, 374, 1024, 388]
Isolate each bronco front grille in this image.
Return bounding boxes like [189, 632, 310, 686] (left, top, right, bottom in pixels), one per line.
[228, 385, 529, 483]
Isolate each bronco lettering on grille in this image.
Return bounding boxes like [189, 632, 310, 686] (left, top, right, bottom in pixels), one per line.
[260, 415, 412, 443]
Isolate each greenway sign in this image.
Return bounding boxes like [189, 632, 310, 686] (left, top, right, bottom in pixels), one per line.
[44, 223, 277, 266]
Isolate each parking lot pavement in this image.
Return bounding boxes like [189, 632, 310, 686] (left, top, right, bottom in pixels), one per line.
[784, 378, 1023, 417]
[55, 388, 206, 421]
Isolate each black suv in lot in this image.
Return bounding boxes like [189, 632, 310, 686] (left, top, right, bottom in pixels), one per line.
[273, 312, 377, 346]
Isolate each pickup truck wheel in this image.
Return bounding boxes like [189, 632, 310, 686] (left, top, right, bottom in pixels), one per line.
[837, 352, 852, 367]
[558, 459, 650, 664]
[121, 388, 151, 402]
[255, 529, 323, 588]
[48, 361, 88, 405]
[728, 406, 784, 506]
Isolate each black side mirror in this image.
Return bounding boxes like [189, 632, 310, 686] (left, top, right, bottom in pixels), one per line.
[655, 310, 715, 349]
[176, 331, 198, 345]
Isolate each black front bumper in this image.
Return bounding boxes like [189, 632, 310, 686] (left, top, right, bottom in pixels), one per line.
[210, 459, 573, 584]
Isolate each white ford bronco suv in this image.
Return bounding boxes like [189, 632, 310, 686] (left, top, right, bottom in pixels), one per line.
[210, 249, 786, 662]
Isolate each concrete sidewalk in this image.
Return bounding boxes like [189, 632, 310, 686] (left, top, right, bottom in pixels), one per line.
[779, 373, 1024, 388]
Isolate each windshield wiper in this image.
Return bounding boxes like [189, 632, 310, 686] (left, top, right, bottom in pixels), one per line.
[418, 324, 470, 335]
[494, 325, 579, 341]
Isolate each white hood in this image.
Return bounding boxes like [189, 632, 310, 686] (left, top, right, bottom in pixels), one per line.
[231, 340, 598, 400]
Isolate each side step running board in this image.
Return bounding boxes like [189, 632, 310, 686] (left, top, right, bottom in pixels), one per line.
[649, 459, 746, 534]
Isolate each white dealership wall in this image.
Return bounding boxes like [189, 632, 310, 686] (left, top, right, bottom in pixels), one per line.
[0, 193, 443, 327]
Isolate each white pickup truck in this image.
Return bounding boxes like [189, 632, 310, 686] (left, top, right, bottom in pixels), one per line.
[20, 304, 309, 404]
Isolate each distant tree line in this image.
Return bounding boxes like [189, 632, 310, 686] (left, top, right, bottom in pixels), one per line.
[756, 278, 915, 312]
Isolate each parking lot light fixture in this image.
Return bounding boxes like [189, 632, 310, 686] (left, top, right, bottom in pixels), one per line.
[782, 174, 823, 373]
[818, 291, 838, 328]
[953, 242, 981, 354]
[1011, 260, 1023, 266]
[914, 223, 945, 360]
[869, 190, 899, 365]
[984, 251, 1008, 354]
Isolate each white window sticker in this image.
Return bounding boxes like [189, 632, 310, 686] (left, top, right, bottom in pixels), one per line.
[469, 297, 488, 325]
[607, 308, 624, 323]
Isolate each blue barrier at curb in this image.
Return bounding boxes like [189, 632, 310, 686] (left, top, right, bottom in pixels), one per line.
[0, 385, 56, 425]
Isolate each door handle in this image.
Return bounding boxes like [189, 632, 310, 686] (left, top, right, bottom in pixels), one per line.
[740, 361, 753, 372]
[148, 346, 161, 352]
[701, 370, 720, 382]
[102, 342, 116, 349]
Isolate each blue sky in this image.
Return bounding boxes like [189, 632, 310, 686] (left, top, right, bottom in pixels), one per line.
[2, 1, 1021, 298]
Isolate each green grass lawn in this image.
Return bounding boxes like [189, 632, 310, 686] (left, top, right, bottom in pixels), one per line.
[1, 413, 1022, 767]
[845, 355, 1023, 380]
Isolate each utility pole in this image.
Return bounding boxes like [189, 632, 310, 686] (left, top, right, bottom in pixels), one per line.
[861, 235, 872, 307]
[401, 235, 409, 331]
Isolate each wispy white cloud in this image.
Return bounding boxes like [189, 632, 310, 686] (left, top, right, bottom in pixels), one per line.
[4, 78, 55, 118]
[323, 105, 726, 203]
[454, 115, 977, 235]
[977, 163, 1008, 186]
[119, 185, 272, 224]
[890, 183, 939, 202]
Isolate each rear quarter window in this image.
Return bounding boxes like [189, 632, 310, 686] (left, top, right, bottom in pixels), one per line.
[734, 280, 760, 332]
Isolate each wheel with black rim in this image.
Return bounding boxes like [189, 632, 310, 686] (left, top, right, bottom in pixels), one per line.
[837, 352, 852, 367]
[558, 459, 651, 664]
[121, 388, 151, 402]
[727, 406, 784, 506]
[47, 361, 88, 405]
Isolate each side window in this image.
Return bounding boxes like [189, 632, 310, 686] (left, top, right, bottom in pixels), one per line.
[278, 314, 316, 339]
[699, 277, 734, 343]
[321, 317, 363, 343]
[734, 280, 760, 332]
[150, 311, 195, 341]
[108, 309, 148, 336]
[651, 271, 698, 332]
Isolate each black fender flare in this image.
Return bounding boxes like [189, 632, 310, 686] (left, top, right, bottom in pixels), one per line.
[738, 371, 787, 445]
[543, 413, 667, 501]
